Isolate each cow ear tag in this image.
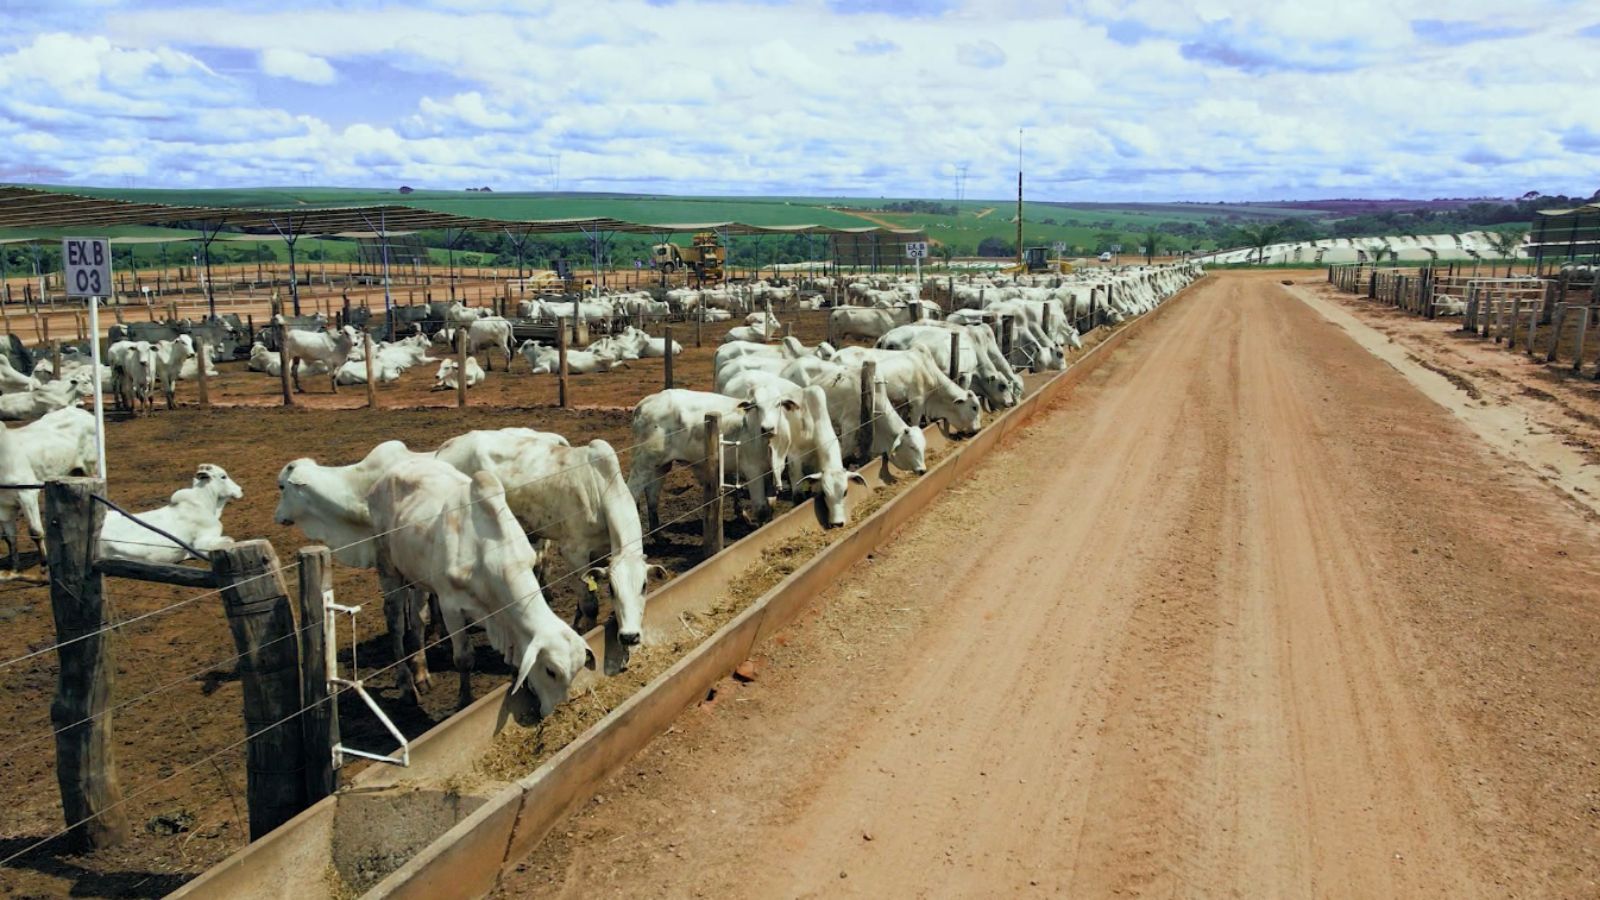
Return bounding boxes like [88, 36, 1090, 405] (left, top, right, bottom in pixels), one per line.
[584, 575, 600, 592]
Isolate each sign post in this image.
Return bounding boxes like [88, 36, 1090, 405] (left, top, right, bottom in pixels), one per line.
[62, 237, 111, 480]
[905, 241, 928, 289]
[1052, 241, 1066, 268]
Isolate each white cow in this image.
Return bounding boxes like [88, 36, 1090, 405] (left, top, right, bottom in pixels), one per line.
[434, 431, 660, 657]
[0, 407, 97, 569]
[878, 322, 1021, 410]
[831, 346, 983, 436]
[828, 305, 929, 342]
[721, 324, 783, 344]
[433, 357, 485, 391]
[274, 440, 428, 568]
[153, 335, 195, 410]
[98, 464, 243, 564]
[789, 385, 866, 527]
[367, 458, 595, 710]
[108, 340, 157, 414]
[778, 359, 928, 473]
[0, 376, 89, 421]
[0, 355, 40, 394]
[519, 340, 624, 375]
[437, 317, 515, 371]
[283, 324, 359, 393]
[626, 388, 794, 530]
[446, 302, 488, 325]
[599, 326, 680, 360]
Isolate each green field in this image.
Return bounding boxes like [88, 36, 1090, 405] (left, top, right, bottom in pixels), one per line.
[0, 184, 1536, 271]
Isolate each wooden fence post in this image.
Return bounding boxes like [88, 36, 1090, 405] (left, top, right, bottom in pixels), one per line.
[1526, 303, 1539, 356]
[948, 332, 961, 385]
[1505, 297, 1521, 347]
[557, 321, 570, 408]
[1546, 303, 1568, 363]
[1571, 307, 1589, 374]
[277, 323, 294, 406]
[858, 360, 877, 462]
[703, 412, 724, 557]
[44, 477, 130, 852]
[455, 328, 468, 409]
[196, 339, 211, 409]
[1000, 316, 1015, 368]
[364, 333, 377, 409]
[296, 546, 338, 803]
[216, 539, 308, 840]
[663, 325, 674, 389]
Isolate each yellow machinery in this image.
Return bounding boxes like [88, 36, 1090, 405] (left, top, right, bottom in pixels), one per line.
[652, 231, 726, 284]
[1006, 247, 1074, 275]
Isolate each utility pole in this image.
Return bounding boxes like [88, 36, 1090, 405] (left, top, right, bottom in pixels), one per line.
[1016, 128, 1024, 267]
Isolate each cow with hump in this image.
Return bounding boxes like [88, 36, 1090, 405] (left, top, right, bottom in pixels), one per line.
[367, 457, 595, 714]
[433, 428, 662, 673]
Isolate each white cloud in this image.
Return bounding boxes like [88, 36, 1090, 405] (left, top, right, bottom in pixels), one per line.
[258, 47, 337, 84]
[0, 1, 1587, 200]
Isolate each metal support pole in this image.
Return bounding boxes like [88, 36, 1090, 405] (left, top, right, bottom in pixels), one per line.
[87, 297, 107, 478]
[455, 328, 468, 409]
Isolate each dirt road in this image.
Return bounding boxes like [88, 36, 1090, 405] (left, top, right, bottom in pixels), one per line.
[501, 271, 1600, 898]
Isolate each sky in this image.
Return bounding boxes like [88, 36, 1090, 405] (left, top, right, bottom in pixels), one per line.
[1, 0, 1597, 202]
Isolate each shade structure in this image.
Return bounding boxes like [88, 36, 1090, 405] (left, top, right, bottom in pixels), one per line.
[0, 184, 926, 239]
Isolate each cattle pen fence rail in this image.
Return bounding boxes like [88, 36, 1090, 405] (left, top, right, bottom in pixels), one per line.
[1326, 262, 1600, 379]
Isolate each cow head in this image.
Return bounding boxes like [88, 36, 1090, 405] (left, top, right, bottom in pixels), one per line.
[802, 468, 868, 528]
[934, 387, 983, 437]
[193, 463, 244, 502]
[273, 460, 309, 526]
[887, 426, 928, 474]
[587, 558, 667, 648]
[970, 370, 1014, 410]
[514, 628, 596, 720]
[736, 385, 796, 440]
[432, 359, 461, 390]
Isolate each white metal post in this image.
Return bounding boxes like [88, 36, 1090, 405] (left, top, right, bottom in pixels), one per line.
[87, 295, 107, 480]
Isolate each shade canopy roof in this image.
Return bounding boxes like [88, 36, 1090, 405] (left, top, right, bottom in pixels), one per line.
[0, 184, 923, 240]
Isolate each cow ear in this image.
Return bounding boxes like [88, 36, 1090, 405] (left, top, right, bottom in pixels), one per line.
[737, 400, 755, 411]
[584, 647, 597, 671]
[848, 470, 868, 485]
[780, 398, 799, 411]
[513, 647, 539, 695]
[195, 470, 211, 482]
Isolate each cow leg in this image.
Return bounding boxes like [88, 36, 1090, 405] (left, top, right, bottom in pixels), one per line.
[377, 560, 427, 701]
[2, 530, 14, 571]
[20, 492, 43, 569]
[644, 464, 670, 532]
[437, 601, 473, 708]
[291, 357, 304, 393]
[328, 372, 338, 394]
[404, 589, 431, 689]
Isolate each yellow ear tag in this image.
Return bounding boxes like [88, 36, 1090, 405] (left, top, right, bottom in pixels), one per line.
[584, 575, 600, 593]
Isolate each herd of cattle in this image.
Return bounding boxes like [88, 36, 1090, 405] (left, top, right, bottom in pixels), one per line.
[0, 262, 1199, 720]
